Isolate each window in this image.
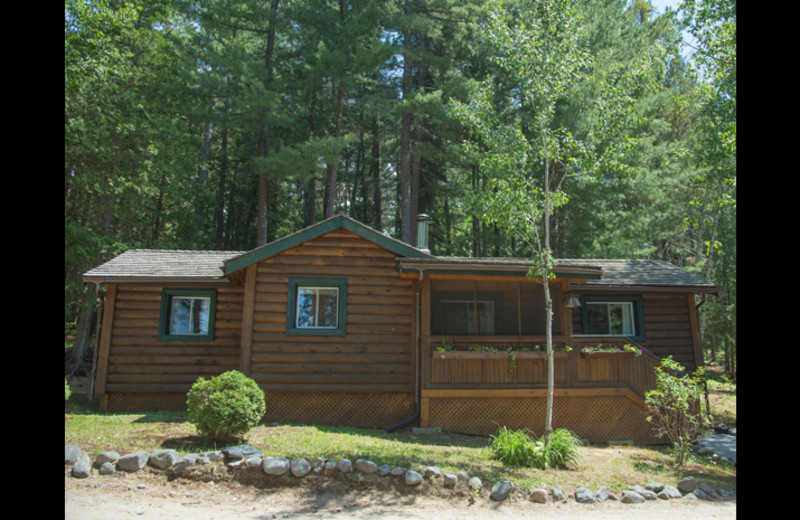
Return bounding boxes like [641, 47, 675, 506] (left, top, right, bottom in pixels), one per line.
[579, 296, 644, 340]
[158, 289, 217, 341]
[287, 278, 347, 335]
[431, 291, 503, 335]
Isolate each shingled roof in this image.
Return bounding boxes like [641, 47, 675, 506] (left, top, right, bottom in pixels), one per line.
[82, 249, 245, 284]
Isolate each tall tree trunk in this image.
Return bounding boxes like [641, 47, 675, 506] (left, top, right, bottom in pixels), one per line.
[399, 0, 414, 244]
[215, 128, 228, 249]
[325, 84, 344, 218]
[542, 124, 554, 445]
[256, 0, 280, 247]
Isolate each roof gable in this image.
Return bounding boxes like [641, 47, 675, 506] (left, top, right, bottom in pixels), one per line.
[223, 214, 432, 276]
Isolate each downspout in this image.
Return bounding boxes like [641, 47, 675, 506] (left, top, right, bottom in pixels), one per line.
[89, 283, 105, 401]
[384, 290, 421, 432]
[385, 215, 429, 433]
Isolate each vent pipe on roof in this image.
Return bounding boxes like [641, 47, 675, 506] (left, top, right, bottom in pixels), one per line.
[416, 214, 430, 254]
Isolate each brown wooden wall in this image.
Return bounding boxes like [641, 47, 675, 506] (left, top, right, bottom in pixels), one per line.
[98, 283, 244, 395]
[243, 229, 416, 394]
[572, 293, 701, 371]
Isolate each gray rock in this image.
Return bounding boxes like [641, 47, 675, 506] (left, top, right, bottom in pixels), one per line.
[551, 489, 566, 502]
[443, 473, 457, 488]
[72, 454, 91, 478]
[423, 466, 441, 479]
[490, 481, 513, 501]
[98, 462, 116, 475]
[693, 488, 708, 500]
[94, 451, 120, 467]
[645, 482, 665, 493]
[355, 459, 378, 474]
[682, 492, 698, 500]
[262, 457, 290, 476]
[631, 485, 658, 500]
[324, 460, 338, 472]
[118, 451, 149, 472]
[595, 487, 611, 502]
[405, 470, 423, 486]
[574, 487, 595, 503]
[529, 488, 548, 503]
[65, 445, 82, 464]
[391, 467, 405, 476]
[718, 489, 736, 500]
[199, 451, 224, 462]
[291, 458, 311, 477]
[149, 449, 180, 469]
[172, 454, 198, 474]
[312, 457, 325, 473]
[698, 483, 719, 500]
[468, 477, 482, 491]
[337, 459, 353, 474]
[621, 490, 645, 504]
[378, 464, 391, 476]
[245, 456, 263, 468]
[223, 445, 262, 461]
[677, 476, 697, 494]
[658, 485, 683, 500]
[457, 471, 470, 482]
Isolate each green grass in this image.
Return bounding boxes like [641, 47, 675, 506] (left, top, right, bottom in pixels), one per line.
[65, 389, 736, 493]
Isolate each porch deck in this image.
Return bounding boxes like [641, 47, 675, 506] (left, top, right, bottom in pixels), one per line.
[419, 336, 663, 443]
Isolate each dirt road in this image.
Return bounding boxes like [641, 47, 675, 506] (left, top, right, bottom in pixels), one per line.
[65, 472, 736, 520]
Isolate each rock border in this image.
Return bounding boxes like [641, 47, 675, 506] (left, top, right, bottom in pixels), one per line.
[65, 443, 735, 504]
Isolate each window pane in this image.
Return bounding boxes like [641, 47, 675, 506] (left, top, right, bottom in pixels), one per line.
[296, 289, 317, 328]
[296, 287, 339, 328]
[584, 303, 609, 334]
[317, 289, 339, 328]
[170, 298, 192, 334]
[192, 299, 209, 334]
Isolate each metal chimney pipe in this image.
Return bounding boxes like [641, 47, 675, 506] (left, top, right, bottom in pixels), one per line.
[416, 214, 430, 254]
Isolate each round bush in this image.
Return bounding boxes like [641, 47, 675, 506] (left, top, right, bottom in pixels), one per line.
[186, 370, 266, 441]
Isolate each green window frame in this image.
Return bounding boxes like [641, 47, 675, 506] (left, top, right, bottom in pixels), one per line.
[578, 295, 645, 341]
[158, 289, 217, 342]
[286, 277, 347, 336]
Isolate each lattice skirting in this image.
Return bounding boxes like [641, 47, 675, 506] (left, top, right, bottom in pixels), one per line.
[104, 391, 417, 430]
[263, 392, 416, 428]
[426, 395, 663, 444]
[106, 392, 189, 413]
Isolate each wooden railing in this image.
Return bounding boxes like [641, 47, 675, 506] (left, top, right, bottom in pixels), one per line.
[422, 335, 660, 406]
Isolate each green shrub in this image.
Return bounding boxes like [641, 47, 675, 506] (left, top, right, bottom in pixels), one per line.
[645, 356, 709, 466]
[186, 370, 266, 441]
[544, 428, 582, 469]
[489, 426, 581, 469]
[488, 426, 545, 467]
[65, 378, 71, 401]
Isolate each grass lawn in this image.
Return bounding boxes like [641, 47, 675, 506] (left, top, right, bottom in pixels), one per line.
[65, 368, 736, 494]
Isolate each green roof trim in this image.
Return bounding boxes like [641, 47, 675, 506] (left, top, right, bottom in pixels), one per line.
[224, 214, 432, 275]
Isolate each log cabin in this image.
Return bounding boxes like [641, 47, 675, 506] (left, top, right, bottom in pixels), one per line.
[83, 214, 716, 443]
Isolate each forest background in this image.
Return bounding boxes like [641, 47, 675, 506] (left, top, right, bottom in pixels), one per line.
[64, 0, 736, 379]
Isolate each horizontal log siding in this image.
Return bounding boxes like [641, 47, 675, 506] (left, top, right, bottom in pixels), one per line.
[249, 230, 414, 393]
[104, 284, 243, 393]
[572, 293, 698, 371]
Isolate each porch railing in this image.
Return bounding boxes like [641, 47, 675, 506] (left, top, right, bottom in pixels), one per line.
[422, 335, 660, 404]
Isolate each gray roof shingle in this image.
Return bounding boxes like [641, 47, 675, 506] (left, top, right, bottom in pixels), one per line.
[82, 249, 245, 283]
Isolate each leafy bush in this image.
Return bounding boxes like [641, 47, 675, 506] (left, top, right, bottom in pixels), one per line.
[187, 370, 266, 441]
[65, 378, 71, 401]
[489, 426, 544, 467]
[544, 428, 582, 469]
[488, 426, 581, 469]
[645, 356, 709, 466]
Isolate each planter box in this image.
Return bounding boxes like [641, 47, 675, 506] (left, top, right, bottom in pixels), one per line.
[433, 351, 568, 360]
[579, 350, 636, 359]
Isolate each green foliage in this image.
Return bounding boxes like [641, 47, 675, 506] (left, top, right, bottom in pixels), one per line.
[65, 378, 72, 402]
[645, 356, 709, 466]
[186, 370, 266, 441]
[488, 426, 580, 469]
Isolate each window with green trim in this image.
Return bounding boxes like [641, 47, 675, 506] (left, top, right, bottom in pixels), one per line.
[286, 278, 347, 335]
[578, 295, 644, 341]
[159, 289, 217, 341]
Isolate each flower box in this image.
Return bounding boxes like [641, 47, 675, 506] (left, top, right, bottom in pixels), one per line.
[433, 350, 568, 360]
[579, 350, 636, 359]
